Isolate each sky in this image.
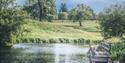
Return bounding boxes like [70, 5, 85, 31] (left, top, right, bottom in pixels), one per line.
[16, 0, 125, 13]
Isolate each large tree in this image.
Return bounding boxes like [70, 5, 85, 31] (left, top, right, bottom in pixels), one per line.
[99, 5, 125, 38]
[24, 0, 56, 21]
[0, 0, 26, 46]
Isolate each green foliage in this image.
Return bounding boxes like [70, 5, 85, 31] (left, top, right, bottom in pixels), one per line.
[59, 3, 68, 12]
[69, 4, 94, 21]
[24, 0, 56, 21]
[49, 39, 56, 43]
[99, 4, 125, 61]
[46, 14, 55, 22]
[0, 0, 28, 46]
[69, 4, 94, 26]
[68, 8, 77, 22]
[99, 5, 125, 38]
[18, 37, 101, 45]
[10, 33, 17, 44]
[58, 3, 68, 20]
[110, 42, 125, 60]
[0, 0, 15, 9]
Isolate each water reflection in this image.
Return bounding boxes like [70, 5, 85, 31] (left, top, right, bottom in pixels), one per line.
[0, 44, 89, 63]
[54, 44, 89, 63]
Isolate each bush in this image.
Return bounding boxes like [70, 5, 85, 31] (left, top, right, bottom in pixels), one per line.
[80, 38, 85, 44]
[73, 39, 78, 44]
[110, 42, 125, 60]
[59, 38, 64, 43]
[62, 38, 68, 43]
[49, 39, 56, 43]
[41, 39, 47, 43]
[85, 39, 91, 44]
[29, 38, 34, 43]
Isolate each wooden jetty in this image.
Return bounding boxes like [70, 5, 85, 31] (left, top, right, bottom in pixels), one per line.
[87, 42, 111, 63]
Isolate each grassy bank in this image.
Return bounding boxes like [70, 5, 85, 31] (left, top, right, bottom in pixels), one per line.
[16, 19, 103, 44]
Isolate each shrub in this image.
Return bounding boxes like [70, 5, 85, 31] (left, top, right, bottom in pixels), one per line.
[41, 39, 47, 43]
[59, 38, 64, 43]
[85, 39, 91, 44]
[49, 39, 56, 43]
[73, 39, 78, 44]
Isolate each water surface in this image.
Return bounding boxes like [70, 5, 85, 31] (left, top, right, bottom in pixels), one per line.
[0, 43, 89, 63]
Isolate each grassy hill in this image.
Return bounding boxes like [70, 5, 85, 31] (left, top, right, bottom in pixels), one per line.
[18, 19, 103, 44]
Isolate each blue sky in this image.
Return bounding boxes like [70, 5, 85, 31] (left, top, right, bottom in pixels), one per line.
[16, 0, 125, 13]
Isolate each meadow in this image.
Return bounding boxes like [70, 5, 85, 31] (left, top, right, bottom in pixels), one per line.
[16, 19, 102, 44]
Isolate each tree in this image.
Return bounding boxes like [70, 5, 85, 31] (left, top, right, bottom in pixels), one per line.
[68, 8, 77, 22]
[69, 4, 94, 26]
[24, 0, 56, 21]
[99, 5, 125, 38]
[0, 0, 27, 46]
[0, 0, 15, 9]
[58, 3, 68, 21]
[76, 9, 84, 26]
[59, 3, 68, 12]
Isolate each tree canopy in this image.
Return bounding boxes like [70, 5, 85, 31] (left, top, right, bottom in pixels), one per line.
[99, 5, 125, 38]
[24, 0, 56, 21]
[0, 0, 27, 46]
[69, 4, 94, 26]
[59, 3, 68, 12]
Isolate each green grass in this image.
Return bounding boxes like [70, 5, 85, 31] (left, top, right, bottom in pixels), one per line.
[20, 19, 103, 42]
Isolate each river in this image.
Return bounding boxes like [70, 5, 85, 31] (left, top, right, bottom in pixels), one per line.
[0, 43, 90, 63]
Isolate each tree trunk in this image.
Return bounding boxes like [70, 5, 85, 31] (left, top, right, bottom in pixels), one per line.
[37, 0, 42, 21]
[79, 20, 82, 26]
